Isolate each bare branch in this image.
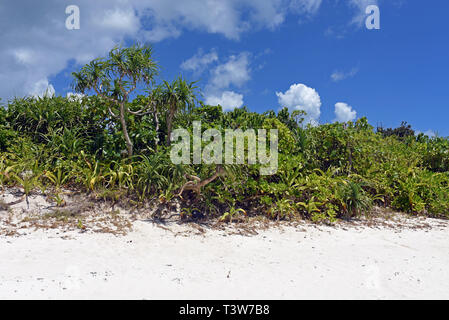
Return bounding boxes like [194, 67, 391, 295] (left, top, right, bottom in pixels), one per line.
[177, 166, 225, 198]
[108, 106, 119, 118]
[127, 99, 156, 116]
[93, 80, 117, 104]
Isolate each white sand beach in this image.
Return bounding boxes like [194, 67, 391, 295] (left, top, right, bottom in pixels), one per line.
[1, 215, 449, 300]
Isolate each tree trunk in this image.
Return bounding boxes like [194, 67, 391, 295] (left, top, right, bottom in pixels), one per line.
[166, 101, 176, 146]
[119, 102, 133, 158]
[347, 140, 353, 174]
[153, 103, 160, 151]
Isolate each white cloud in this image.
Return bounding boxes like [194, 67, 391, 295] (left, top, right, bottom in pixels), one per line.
[290, 0, 322, 15]
[180, 49, 218, 74]
[28, 79, 55, 98]
[97, 8, 140, 33]
[135, 0, 323, 41]
[276, 83, 322, 125]
[12, 48, 35, 65]
[138, 0, 243, 40]
[334, 102, 357, 122]
[209, 53, 251, 90]
[203, 52, 251, 111]
[205, 91, 244, 111]
[141, 25, 182, 43]
[331, 67, 359, 82]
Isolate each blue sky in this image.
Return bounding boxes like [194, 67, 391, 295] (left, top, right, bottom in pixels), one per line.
[1, 0, 448, 135]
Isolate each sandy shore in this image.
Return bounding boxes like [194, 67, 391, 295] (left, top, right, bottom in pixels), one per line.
[1, 216, 449, 300]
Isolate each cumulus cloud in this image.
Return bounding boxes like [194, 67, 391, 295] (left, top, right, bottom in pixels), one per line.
[331, 67, 359, 82]
[209, 53, 251, 90]
[334, 102, 357, 122]
[180, 49, 219, 74]
[276, 83, 322, 125]
[205, 91, 244, 111]
[200, 52, 252, 111]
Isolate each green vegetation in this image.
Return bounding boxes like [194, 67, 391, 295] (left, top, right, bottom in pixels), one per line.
[1, 44, 448, 223]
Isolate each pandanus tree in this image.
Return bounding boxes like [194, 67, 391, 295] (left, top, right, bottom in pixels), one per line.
[72, 44, 159, 157]
[160, 77, 198, 146]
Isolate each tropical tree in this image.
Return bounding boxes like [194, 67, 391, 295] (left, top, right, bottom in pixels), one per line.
[72, 44, 159, 157]
[160, 77, 198, 145]
[377, 121, 415, 140]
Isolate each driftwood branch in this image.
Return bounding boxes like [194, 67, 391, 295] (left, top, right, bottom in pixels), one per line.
[177, 166, 225, 198]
